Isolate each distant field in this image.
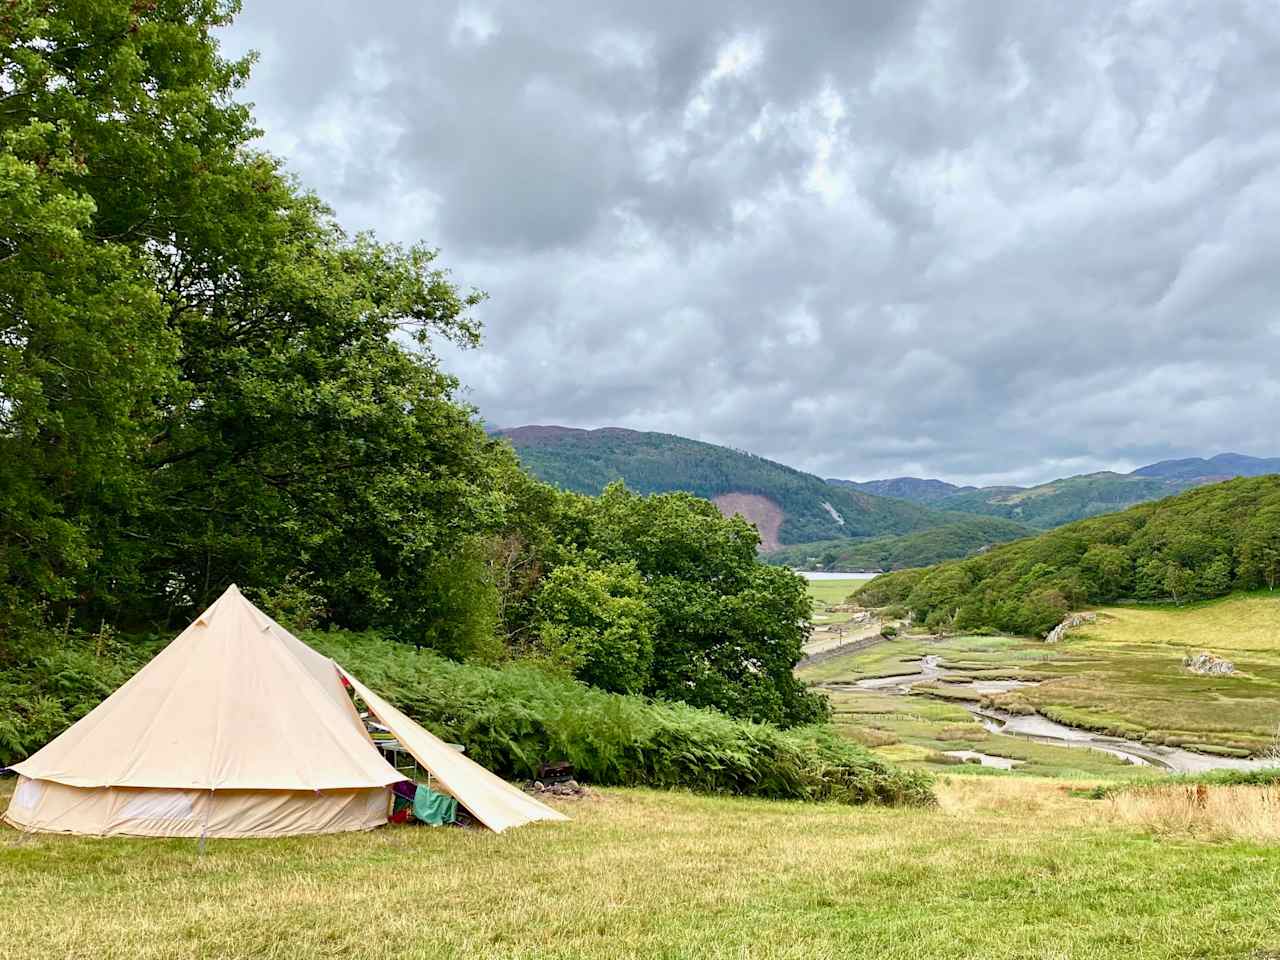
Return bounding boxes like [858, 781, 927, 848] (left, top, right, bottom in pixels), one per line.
[806, 579, 863, 607]
[805, 578, 866, 628]
[5, 778, 1280, 959]
[1082, 592, 1280, 653]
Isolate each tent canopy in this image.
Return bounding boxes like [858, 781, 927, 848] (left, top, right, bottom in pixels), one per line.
[8, 585, 567, 834]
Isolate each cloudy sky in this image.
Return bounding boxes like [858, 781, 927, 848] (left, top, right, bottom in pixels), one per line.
[220, 1, 1280, 486]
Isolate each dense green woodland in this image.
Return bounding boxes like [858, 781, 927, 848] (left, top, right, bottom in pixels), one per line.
[765, 516, 1035, 572]
[497, 426, 952, 543]
[857, 476, 1280, 636]
[0, 0, 830, 768]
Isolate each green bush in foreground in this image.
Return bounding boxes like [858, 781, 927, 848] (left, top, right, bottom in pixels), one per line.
[311, 631, 934, 806]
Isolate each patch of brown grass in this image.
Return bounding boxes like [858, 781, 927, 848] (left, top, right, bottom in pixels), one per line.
[1107, 784, 1280, 842]
[838, 725, 899, 748]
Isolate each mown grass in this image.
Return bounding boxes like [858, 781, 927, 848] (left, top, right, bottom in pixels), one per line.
[4, 777, 1280, 959]
[805, 578, 866, 626]
[1083, 593, 1280, 653]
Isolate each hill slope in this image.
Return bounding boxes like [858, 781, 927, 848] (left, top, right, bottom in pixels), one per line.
[765, 516, 1036, 571]
[933, 472, 1183, 528]
[856, 475, 1280, 636]
[835, 453, 1280, 528]
[830, 476, 976, 502]
[494, 426, 953, 548]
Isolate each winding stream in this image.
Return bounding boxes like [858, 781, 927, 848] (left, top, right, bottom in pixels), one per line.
[830, 655, 1271, 774]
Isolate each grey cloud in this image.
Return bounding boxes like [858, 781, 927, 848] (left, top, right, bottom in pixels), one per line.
[221, 0, 1280, 486]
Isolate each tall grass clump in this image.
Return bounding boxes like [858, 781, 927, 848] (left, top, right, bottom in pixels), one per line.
[1105, 782, 1280, 842]
[311, 631, 934, 806]
[1093, 768, 1280, 842]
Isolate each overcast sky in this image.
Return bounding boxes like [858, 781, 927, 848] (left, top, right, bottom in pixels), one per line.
[220, 1, 1280, 486]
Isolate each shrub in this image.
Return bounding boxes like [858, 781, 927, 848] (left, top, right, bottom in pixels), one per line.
[0, 629, 164, 767]
[311, 630, 933, 806]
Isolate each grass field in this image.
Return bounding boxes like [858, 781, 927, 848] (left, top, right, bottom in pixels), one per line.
[806, 579, 864, 606]
[1082, 593, 1280, 653]
[4, 777, 1280, 959]
[806, 578, 866, 626]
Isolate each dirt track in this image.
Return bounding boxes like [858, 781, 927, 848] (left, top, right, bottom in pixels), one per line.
[800, 620, 886, 663]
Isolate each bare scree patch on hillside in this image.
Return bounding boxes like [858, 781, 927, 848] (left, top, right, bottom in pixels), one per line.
[713, 493, 784, 551]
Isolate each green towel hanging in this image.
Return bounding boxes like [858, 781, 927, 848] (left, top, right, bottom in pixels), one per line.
[413, 783, 458, 826]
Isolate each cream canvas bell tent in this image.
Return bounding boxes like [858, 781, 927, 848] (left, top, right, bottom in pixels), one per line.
[3, 584, 568, 838]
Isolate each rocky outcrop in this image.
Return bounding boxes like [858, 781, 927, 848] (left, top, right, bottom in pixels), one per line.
[1044, 612, 1097, 644]
[1183, 651, 1235, 676]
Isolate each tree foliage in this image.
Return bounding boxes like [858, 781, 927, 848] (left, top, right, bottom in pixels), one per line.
[500, 484, 829, 725]
[857, 477, 1280, 636]
[0, 0, 509, 654]
[0, 1, 826, 733]
[566, 485, 828, 725]
[532, 561, 655, 694]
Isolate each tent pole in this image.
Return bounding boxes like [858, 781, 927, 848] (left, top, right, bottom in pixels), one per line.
[197, 789, 213, 855]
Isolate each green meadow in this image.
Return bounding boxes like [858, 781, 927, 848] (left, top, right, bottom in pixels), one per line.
[4, 777, 1280, 960]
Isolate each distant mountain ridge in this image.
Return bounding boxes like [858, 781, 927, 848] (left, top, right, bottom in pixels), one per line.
[495, 424, 1280, 565]
[492, 426, 958, 550]
[833, 454, 1280, 529]
[1130, 453, 1280, 481]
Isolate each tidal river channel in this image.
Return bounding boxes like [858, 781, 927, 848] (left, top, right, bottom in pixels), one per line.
[833, 655, 1270, 774]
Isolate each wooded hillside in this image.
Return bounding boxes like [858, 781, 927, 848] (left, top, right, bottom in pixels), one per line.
[496, 426, 954, 544]
[857, 476, 1280, 636]
[765, 516, 1035, 571]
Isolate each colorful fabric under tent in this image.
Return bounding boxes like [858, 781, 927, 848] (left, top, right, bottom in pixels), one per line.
[2, 585, 568, 838]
